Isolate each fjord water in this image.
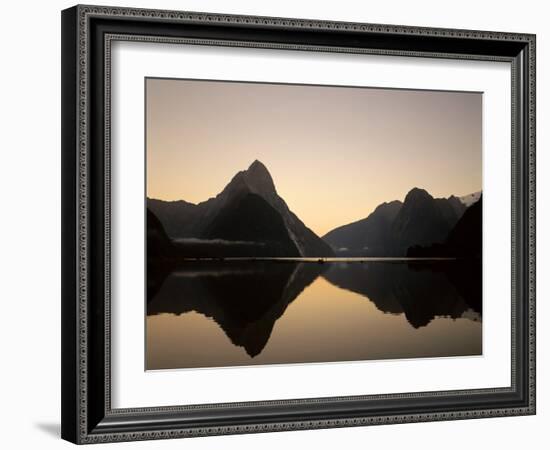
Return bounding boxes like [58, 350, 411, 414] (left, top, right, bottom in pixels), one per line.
[146, 259, 482, 370]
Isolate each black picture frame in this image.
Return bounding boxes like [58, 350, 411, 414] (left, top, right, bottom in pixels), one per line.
[61, 4, 536, 444]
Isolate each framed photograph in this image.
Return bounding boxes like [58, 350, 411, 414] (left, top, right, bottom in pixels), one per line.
[61, 5, 536, 444]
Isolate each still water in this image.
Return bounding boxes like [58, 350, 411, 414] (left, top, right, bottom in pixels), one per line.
[146, 259, 482, 370]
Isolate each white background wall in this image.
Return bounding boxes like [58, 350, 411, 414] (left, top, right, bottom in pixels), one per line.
[0, 0, 546, 448]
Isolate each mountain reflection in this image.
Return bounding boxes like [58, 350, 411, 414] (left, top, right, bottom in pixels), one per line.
[147, 260, 481, 361]
[147, 261, 325, 357]
[322, 261, 481, 329]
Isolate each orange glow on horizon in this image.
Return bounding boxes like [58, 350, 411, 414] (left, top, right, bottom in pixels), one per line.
[146, 78, 482, 236]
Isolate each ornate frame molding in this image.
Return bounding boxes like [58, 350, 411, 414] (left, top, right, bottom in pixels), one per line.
[61, 5, 536, 444]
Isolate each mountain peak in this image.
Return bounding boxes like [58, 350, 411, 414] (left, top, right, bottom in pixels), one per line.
[458, 191, 482, 207]
[404, 187, 433, 203]
[238, 160, 277, 197]
[375, 199, 403, 211]
[248, 159, 267, 172]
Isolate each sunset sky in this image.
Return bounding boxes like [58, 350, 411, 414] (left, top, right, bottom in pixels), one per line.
[146, 78, 482, 237]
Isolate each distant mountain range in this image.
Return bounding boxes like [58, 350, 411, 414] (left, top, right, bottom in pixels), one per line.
[321, 200, 402, 257]
[148, 160, 333, 257]
[407, 195, 482, 258]
[323, 187, 477, 256]
[148, 160, 481, 258]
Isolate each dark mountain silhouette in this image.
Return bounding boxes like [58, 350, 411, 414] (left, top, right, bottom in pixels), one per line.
[146, 199, 201, 238]
[323, 188, 467, 256]
[203, 193, 300, 256]
[146, 208, 177, 301]
[407, 196, 482, 258]
[459, 191, 481, 207]
[391, 188, 465, 255]
[323, 201, 402, 256]
[323, 261, 481, 329]
[435, 195, 467, 228]
[147, 261, 325, 358]
[446, 195, 482, 256]
[147, 208, 173, 259]
[148, 160, 333, 257]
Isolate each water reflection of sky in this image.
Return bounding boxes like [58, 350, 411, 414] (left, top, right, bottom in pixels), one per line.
[146, 261, 482, 370]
